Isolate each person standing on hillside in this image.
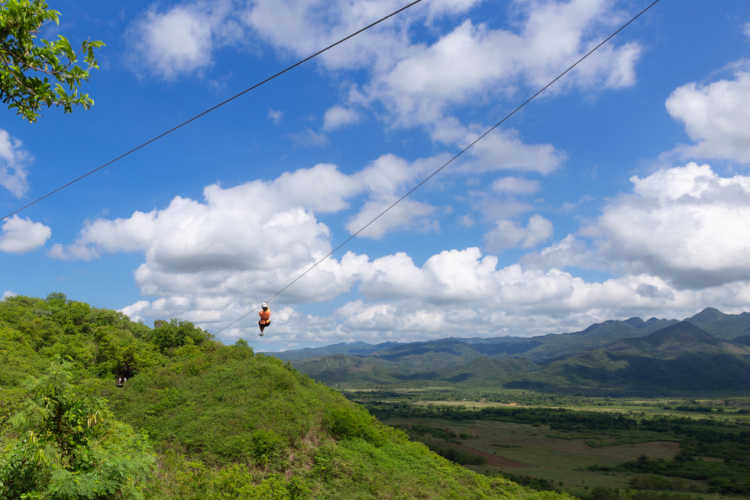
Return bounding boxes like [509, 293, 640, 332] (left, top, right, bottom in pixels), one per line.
[258, 303, 271, 336]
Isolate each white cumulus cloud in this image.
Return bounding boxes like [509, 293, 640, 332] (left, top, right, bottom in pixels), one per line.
[0, 216, 51, 253]
[666, 70, 750, 164]
[130, 0, 643, 150]
[52, 155, 446, 318]
[364, 1, 642, 127]
[0, 129, 31, 198]
[577, 163, 750, 288]
[129, 1, 244, 79]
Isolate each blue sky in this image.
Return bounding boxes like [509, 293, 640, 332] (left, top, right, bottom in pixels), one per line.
[2, 0, 750, 351]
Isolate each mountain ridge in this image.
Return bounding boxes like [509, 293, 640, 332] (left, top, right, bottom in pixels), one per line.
[279, 308, 750, 395]
[503, 322, 750, 395]
[275, 307, 749, 363]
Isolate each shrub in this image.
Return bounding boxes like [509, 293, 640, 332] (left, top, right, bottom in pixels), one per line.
[313, 442, 337, 481]
[250, 429, 286, 467]
[0, 364, 155, 499]
[326, 406, 383, 445]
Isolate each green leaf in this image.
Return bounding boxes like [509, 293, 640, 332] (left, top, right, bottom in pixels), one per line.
[0, 0, 103, 122]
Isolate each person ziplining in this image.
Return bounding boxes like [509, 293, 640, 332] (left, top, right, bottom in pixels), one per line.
[258, 302, 271, 336]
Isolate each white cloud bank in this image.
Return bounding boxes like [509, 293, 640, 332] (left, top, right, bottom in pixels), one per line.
[120, 242, 750, 350]
[46, 158, 747, 349]
[0, 216, 51, 253]
[527, 163, 750, 289]
[55, 158, 749, 349]
[666, 70, 750, 164]
[2, 291, 17, 300]
[50, 154, 439, 273]
[0, 129, 31, 198]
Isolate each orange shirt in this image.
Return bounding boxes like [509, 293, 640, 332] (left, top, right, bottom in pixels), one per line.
[259, 309, 271, 323]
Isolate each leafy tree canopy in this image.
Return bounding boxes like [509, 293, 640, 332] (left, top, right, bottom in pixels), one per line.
[0, 362, 154, 499]
[0, 0, 103, 122]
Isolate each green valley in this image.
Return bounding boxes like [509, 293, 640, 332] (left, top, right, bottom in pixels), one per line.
[273, 309, 750, 498]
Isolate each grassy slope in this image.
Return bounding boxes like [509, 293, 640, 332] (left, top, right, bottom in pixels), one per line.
[95, 350, 563, 498]
[0, 295, 569, 499]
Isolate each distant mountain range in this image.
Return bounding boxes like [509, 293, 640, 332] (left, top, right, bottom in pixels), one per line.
[507, 321, 750, 395]
[274, 308, 750, 395]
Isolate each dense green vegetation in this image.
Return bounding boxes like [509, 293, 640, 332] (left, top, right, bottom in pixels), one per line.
[0, 362, 154, 499]
[0, 294, 568, 499]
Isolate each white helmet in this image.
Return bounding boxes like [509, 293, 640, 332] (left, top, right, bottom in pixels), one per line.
[261, 302, 268, 309]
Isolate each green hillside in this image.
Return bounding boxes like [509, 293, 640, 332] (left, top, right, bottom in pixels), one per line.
[0, 294, 568, 499]
[293, 352, 537, 389]
[686, 307, 750, 341]
[280, 316, 684, 388]
[282, 309, 750, 395]
[520, 317, 678, 361]
[508, 322, 750, 395]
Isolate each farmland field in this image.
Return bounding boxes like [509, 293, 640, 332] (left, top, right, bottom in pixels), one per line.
[384, 417, 682, 490]
[347, 390, 750, 498]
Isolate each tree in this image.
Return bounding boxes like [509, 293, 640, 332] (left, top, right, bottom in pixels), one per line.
[0, 0, 103, 122]
[0, 363, 155, 499]
[149, 319, 213, 354]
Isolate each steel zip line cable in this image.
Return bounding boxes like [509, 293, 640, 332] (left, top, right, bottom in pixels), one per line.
[216, 0, 663, 336]
[0, 0, 424, 222]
